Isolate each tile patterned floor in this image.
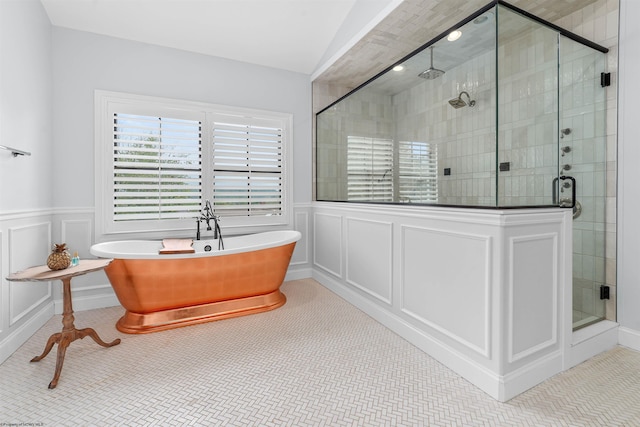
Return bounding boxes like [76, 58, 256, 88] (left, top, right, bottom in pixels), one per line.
[1, 279, 640, 426]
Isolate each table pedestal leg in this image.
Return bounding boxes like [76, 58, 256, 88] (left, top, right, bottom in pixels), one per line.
[30, 277, 121, 389]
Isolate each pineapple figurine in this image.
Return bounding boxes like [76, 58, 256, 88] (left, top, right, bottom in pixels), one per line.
[47, 243, 72, 270]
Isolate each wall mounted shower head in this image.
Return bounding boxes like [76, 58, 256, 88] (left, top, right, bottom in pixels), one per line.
[418, 47, 445, 80]
[448, 91, 476, 108]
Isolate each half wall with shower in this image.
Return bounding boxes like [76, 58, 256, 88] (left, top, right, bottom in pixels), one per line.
[315, 1, 610, 330]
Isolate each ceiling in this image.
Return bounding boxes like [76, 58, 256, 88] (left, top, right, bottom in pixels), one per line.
[40, 0, 601, 82]
[39, 0, 360, 74]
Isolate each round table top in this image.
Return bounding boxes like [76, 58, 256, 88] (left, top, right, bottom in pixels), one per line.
[6, 258, 113, 282]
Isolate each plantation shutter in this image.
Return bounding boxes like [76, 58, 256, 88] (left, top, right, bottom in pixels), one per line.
[398, 140, 438, 203]
[347, 136, 393, 202]
[210, 115, 283, 217]
[112, 113, 202, 221]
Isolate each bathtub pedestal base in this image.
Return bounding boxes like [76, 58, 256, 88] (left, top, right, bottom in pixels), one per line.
[116, 290, 286, 334]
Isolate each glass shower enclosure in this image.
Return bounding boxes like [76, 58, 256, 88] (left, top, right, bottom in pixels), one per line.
[315, 1, 609, 330]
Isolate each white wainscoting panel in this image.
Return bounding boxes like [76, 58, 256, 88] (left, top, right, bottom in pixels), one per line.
[345, 217, 393, 304]
[0, 229, 4, 335]
[509, 233, 558, 363]
[313, 212, 343, 278]
[61, 218, 93, 259]
[60, 218, 98, 292]
[311, 204, 579, 401]
[291, 210, 309, 266]
[400, 225, 491, 357]
[8, 222, 52, 325]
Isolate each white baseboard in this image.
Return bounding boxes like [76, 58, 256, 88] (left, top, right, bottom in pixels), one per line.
[500, 351, 563, 401]
[311, 268, 580, 402]
[618, 326, 640, 352]
[0, 302, 54, 365]
[311, 268, 513, 401]
[285, 267, 312, 281]
[53, 293, 120, 314]
[569, 321, 619, 368]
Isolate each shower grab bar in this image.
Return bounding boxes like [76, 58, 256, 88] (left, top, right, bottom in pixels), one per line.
[0, 145, 31, 157]
[553, 176, 576, 209]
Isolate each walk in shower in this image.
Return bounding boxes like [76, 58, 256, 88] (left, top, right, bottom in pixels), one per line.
[315, 1, 610, 330]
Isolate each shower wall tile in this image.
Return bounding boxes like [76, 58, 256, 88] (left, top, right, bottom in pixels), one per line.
[392, 48, 496, 206]
[316, 90, 395, 201]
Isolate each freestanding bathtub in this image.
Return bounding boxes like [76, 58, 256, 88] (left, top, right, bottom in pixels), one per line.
[90, 230, 301, 333]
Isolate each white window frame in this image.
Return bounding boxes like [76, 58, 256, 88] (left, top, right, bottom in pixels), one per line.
[95, 90, 293, 238]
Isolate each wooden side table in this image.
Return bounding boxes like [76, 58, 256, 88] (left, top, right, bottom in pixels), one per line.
[6, 258, 121, 389]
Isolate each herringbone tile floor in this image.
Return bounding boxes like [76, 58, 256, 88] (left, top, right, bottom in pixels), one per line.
[1, 279, 640, 426]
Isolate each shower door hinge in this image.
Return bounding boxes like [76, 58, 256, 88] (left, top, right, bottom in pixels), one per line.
[600, 285, 610, 300]
[601, 72, 611, 87]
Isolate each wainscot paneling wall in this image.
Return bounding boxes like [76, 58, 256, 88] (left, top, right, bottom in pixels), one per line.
[0, 205, 312, 365]
[312, 202, 587, 401]
[0, 213, 55, 364]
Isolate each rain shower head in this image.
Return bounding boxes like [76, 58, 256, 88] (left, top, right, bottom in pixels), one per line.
[418, 47, 445, 80]
[448, 91, 476, 108]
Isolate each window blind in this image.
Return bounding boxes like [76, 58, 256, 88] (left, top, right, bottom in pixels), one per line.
[112, 113, 202, 221]
[210, 118, 283, 217]
[398, 140, 438, 203]
[347, 136, 393, 202]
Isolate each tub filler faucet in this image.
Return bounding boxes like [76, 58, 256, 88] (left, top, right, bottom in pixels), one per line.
[196, 200, 224, 249]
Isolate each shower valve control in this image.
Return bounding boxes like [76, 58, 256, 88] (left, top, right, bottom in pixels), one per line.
[561, 146, 571, 156]
[562, 164, 572, 171]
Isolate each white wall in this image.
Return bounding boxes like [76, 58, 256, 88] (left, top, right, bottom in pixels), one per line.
[0, 0, 56, 363]
[51, 27, 312, 208]
[0, 0, 53, 211]
[617, 0, 640, 347]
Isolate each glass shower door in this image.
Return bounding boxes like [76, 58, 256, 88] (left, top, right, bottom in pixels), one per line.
[558, 36, 608, 330]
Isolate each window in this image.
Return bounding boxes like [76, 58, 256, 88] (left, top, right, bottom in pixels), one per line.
[112, 113, 203, 222]
[347, 136, 393, 202]
[398, 140, 438, 203]
[95, 91, 292, 236]
[210, 114, 283, 217]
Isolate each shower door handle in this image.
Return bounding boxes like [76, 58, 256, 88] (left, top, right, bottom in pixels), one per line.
[552, 176, 576, 208]
[559, 175, 576, 209]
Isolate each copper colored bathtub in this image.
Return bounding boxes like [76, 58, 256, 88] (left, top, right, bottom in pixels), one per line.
[90, 230, 301, 333]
